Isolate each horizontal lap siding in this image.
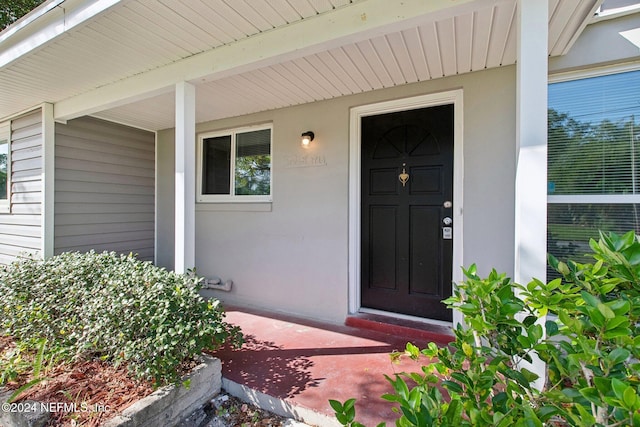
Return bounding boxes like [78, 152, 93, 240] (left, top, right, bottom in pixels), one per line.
[0, 110, 43, 264]
[55, 117, 155, 261]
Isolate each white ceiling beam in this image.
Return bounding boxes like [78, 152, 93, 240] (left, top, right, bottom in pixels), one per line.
[54, 0, 491, 121]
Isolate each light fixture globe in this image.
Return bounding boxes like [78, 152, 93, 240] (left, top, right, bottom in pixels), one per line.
[301, 131, 315, 147]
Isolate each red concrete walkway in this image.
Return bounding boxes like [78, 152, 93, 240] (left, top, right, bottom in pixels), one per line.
[215, 306, 454, 426]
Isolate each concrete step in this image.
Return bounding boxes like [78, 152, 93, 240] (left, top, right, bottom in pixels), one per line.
[345, 312, 455, 345]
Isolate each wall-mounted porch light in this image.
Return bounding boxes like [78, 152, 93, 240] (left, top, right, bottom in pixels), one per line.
[301, 131, 314, 148]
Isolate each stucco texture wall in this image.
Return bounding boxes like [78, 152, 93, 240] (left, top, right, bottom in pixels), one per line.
[156, 65, 516, 323]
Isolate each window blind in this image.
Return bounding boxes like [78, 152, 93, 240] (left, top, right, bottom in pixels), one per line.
[547, 69, 640, 277]
[548, 70, 640, 195]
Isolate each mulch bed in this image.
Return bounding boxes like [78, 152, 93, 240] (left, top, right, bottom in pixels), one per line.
[1, 335, 154, 426]
[1, 335, 292, 427]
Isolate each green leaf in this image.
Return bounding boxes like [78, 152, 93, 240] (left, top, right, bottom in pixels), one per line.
[581, 291, 600, 308]
[586, 306, 606, 328]
[545, 320, 559, 336]
[517, 335, 531, 348]
[408, 388, 421, 409]
[579, 387, 603, 406]
[606, 316, 631, 330]
[536, 405, 560, 421]
[400, 406, 418, 425]
[612, 378, 628, 401]
[444, 399, 461, 423]
[604, 327, 632, 339]
[594, 377, 611, 395]
[501, 302, 523, 316]
[519, 368, 540, 383]
[505, 369, 530, 387]
[575, 400, 596, 424]
[8, 377, 47, 403]
[558, 310, 573, 328]
[404, 342, 420, 359]
[32, 337, 46, 378]
[343, 398, 356, 412]
[442, 380, 464, 394]
[462, 342, 474, 357]
[619, 230, 636, 250]
[624, 386, 638, 409]
[335, 412, 349, 425]
[596, 301, 615, 319]
[381, 393, 403, 403]
[527, 324, 543, 342]
[610, 298, 631, 314]
[609, 348, 631, 365]
[557, 261, 570, 276]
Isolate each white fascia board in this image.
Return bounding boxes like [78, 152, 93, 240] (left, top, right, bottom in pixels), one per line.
[593, 3, 640, 22]
[0, 0, 65, 44]
[0, 0, 124, 69]
[556, 0, 603, 56]
[53, 0, 483, 122]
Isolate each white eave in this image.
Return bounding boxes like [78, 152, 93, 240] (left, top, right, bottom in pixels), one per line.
[593, 2, 640, 22]
[0, 0, 602, 130]
[0, 0, 123, 68]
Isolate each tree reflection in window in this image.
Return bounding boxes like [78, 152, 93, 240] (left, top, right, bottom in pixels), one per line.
[547, 69, 640, 279]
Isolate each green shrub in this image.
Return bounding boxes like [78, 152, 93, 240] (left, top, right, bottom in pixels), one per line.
[0, 251, 242, 385]
[331, 231, 640, 426]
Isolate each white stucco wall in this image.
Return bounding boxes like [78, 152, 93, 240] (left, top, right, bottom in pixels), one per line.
[156, 65, 516, 323]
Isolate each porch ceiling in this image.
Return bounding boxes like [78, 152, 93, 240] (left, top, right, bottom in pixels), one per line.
[0, 0, 600, 130]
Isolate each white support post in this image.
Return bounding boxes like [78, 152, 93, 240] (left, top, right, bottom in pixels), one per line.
[515, 0, 548, 390]
[174, 82, 196, 274]
[41, 103, 55, 259]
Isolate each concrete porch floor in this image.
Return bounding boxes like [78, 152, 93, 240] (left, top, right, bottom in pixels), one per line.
[215, 306, 454, 426]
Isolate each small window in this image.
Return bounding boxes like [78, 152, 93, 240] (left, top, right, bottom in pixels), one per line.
[197, 125, 272, 202]
[0, 121, 10, 212]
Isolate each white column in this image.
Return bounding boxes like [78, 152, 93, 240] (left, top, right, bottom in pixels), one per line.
[174, 82, 196, 274]
[515, 0, 548, 390]
[41, 103, 55, 259]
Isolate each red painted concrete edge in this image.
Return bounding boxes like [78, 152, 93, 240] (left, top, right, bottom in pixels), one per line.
[345, 316, 455, 345]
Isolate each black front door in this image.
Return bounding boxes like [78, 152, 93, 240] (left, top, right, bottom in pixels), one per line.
[360, 104, 454, 321]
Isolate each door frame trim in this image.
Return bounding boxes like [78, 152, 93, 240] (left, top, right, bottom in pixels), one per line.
[348, 90, 464, 326]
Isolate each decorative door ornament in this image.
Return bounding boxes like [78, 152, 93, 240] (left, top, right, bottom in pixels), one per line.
[399, 163, 409, 187]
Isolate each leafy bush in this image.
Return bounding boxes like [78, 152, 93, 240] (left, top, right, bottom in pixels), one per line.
[331, 231, 640, 426]
[0, 251, 242, 385]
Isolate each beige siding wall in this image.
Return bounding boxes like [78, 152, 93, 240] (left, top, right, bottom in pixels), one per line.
[0, 110, 43, 264]
[55, 117, 155, 260]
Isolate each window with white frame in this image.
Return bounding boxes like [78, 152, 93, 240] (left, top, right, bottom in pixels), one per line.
[547, 68, 640, 277]
[0, 121, 10, 212]
[197, 124, 272, 202]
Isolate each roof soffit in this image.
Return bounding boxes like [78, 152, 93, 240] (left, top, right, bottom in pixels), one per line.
[0, 0, 601, 127]
[52, 0, 483, 121]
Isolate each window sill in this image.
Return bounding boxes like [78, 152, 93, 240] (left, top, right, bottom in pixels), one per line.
[195, 202, 272, 212]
